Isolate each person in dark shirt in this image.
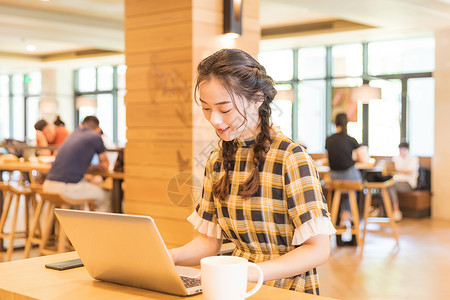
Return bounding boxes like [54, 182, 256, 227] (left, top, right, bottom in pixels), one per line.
[325, 113, 366, 225]
[42, 116, 110, 211]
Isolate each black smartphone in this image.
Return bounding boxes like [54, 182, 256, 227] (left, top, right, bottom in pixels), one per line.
[45, 258, 84, 271]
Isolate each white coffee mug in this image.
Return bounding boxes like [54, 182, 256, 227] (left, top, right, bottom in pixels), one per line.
[200, 256, 264, 300]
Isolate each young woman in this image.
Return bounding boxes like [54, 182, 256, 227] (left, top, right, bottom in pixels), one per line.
[170, 49, 335, 294]
[325, 113, 366, 225]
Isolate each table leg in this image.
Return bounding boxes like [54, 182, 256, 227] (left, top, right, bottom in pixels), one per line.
[111, 178, 123, 213]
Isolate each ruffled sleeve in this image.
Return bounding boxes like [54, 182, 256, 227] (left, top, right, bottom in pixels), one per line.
[187, 211, 222, 239]
[187, 150, 222, 239]
[284, 146, 335, 245]
[291, 216, 336, 245]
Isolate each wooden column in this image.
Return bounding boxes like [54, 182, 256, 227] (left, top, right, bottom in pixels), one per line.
[124, 0, 260, 247]
[432, 28, 450, 221]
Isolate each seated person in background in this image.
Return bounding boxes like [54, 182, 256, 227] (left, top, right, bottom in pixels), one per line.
[388, 142, 419, 222]
[325, 113, 367, 226]
[53, 115, 66, 128]
[43, 116, 110, 212]
[34, 119, 69, 156]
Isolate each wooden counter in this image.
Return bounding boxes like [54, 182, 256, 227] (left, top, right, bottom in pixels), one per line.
[0, 252, 337, 300]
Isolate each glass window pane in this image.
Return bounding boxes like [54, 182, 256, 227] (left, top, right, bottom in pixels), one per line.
[298, 47, 326, 79]
[12, 74, 23, 95]
[97, 94, 114, 141]
[271, 85, 293, 139]
[258, 50, 293, 81]
[27, 72, 41, 95]
[98, 66, 113, 91]
[368, 38, 435, 75]
[78, 67, 96, 92]
[0, 97, 9, 139]
[117, 89, 127, 146]
[79, 107, 97, 125]
[26, 97, 40, 142]
[12, 95, 24, 141]
[332, 78, 364, 143]
[408, 78, 434, 156]
[117, 65, 127, 90]
[368, 79, 402, 156]
[0, 75, 9, 96]
[298, 80, 326, 153]
[332, 44, 363, 77]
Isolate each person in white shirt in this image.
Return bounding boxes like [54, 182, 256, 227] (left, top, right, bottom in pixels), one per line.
[388, 142, 419, 221]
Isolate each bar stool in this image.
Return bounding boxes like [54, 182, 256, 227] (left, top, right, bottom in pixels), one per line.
[24, 187, 95, 258]
[328, 180, 364, 247]
[0, 182, 36, 261]
[360, 179, 399, 255]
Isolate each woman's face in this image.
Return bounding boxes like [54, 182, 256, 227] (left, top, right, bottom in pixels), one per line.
[199, 78, 261, 142]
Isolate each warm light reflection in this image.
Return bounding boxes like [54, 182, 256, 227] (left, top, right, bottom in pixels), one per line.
[224, 32, 240, 39]
[219, 34, 237, 48]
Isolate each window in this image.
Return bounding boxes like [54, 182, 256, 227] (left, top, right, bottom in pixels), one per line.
[259, 37, 434, 155]
[78, 67, 96, 92]
[0, 75, 9, 140]
[271, 84, 293, 139]
[75, 65, 127, 146]
[368, 80, 402, 156]
[12, 75, 24, 141]
[298, 47, 326, 80]
[258, 50, 293, 81]
[332, 78, 364, 143]
[407, 78, 435, 156]
[332, 44, 363, 77]
[368, 38, 435, 75]
[298, 80, 326, 152]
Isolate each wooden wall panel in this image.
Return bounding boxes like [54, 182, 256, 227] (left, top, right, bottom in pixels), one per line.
[126, 103, 192, 128]
[126, 0, 191, 17]
[124, 201, 194, 220]
[126, 62, 192, 91]
[125, 8, 191, 30]
[126, 127, 192, 142]
[124, 0, 260, 247]
[126, 165, 181, 180]
[126, 23, 192, 53]
[126, 48, 191, 67]
[125, 141, 192, 167]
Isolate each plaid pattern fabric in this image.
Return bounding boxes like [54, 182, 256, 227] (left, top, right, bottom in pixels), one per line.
[194, 130, 331, 294]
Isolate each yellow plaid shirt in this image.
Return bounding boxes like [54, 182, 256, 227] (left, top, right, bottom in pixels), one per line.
[192, 130, 332, 294]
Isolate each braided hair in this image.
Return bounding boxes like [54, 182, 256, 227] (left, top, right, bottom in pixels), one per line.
[194, 49, 277, 201]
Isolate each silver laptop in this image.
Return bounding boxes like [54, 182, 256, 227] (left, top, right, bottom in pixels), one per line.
[54, 209, 202, 296]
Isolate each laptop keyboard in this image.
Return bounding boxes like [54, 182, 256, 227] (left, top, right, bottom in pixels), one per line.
[180, 276, 201, 288]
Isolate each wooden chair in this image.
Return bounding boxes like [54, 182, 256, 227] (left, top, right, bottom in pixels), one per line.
[360, 179, 399, 255]
[328, 180, 364, 247]
[0, 182, 36, 261]
[24, 187, 95, 258]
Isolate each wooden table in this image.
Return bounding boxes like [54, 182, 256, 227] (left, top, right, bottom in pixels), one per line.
[0, 252, 337, 300]
[0, 161, 124, 250]
[0, 161, 124, 212]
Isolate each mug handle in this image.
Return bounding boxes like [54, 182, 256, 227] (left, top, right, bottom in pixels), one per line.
[245, 262, 264, 299]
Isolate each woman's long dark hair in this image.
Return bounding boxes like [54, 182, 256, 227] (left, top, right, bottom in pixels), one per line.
[194, 49, 277, 201]
[335, 113, 348, 134]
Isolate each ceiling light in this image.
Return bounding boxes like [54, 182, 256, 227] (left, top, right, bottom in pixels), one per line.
[26, 44, 36, 52]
